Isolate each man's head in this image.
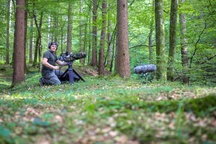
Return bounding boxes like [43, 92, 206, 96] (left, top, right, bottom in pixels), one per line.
[48, 42, 58, 49]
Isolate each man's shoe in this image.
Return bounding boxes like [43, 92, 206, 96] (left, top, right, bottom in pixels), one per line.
[39, 78, 44, 86]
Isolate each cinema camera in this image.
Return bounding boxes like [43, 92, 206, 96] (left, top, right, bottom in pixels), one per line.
[134, 64, 157, 74]
[59, 51, 86, 62]
[58, 51, 86, 84]
[134, 64, 157, 83]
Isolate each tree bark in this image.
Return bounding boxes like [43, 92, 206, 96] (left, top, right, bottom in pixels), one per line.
[167, 0, 178, 81]
[98, 0, 107, 75]
[116, 0, 131, 78]
[179, 0, 189, 84]
[29, 17, 34, 63]
[12, 0, 26, 87]
[90, 0, 98, 66]
[33, 10, 43, 68]
[6, 0, 11, 64]
[106, 20, 114, 71]
[67, 1, 72, 52]
[155, 0, 166, 81]
[148, 0, 154, 64]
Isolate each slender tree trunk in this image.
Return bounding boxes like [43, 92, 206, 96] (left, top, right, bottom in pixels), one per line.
[90, 0, 98, 66]
[116, 0, 131, 78]
[38, 12, 43, 70]
[148, 0, 154, 64]
[88, 6, 92, 64]
[67, 1, 72, 52]
[47, 16, 51, 42]
[106, 0, 116, 72]
[53, 16, 58, 42]
[110, 31, 116, 72]
[12, 0, 26, 87]
[98, 0, 107, 75]
[79, 0, 83, 52]
[155, 0, 166, 81]
[82, 23, 88, 65]
[79, 0, 85, 64]
[33, 10, 43, 68]
[106, 19, 113, 70]
[179, 0, 189, 84]
[167, 0, 178, 81]
[148, 28, 153, 64]
[24, 0, 27, 73]
[29, 17, 34, 63]
[6, 0, 11, 64]
[60, 26, 64, 53]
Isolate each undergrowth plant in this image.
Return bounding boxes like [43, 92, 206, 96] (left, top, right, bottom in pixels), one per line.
[0, 68, 216, 144]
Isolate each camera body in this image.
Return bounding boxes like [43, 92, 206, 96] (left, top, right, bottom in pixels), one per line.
[59, 51, 86, 62]
[134, 64, 157, 74]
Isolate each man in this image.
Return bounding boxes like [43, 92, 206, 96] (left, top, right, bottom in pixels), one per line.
[39, 42, 77, 86]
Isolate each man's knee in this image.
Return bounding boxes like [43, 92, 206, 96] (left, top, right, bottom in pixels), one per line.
[50, 77, 61, 85]
[43, 75, 61, 85]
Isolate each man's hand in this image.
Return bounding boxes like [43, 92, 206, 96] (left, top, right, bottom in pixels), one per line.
[53, 66, 60, 70]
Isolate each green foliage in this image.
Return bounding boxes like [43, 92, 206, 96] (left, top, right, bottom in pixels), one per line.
[1, 0, 216, 85]
[0, 124, 13, 144]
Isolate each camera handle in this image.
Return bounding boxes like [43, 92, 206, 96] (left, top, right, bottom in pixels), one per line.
[59, 61, 85, 84]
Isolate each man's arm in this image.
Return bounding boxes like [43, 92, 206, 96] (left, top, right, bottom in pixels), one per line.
[42, 57, 60, 70]
[56, 59, 68, 66]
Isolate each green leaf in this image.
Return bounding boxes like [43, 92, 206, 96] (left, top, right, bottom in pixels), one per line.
[0, 124, 11, 137]
[33, 118, 50, 127]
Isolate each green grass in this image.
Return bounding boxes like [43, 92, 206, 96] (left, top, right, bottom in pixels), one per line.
[0, 66, 216, 144]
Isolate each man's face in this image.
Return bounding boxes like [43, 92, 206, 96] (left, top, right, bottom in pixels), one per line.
[50, 44, 57, 52]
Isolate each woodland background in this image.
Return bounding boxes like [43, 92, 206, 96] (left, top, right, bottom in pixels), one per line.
[0, 0, 215, 86]
[0, 0, 216, 143]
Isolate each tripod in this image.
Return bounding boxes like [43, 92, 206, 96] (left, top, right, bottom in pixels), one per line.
[59, 61, 85, 84]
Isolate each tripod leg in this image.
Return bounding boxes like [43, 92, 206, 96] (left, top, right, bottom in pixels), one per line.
[59, 69, 68, 80]
[59, 62, 84, 84]
[73, 69, 85, 82]
[59, 68, 74, 84]
[68, 68, 74, 84]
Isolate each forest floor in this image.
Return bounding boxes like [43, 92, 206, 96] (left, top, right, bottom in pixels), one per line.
[0, 64, 216, 144]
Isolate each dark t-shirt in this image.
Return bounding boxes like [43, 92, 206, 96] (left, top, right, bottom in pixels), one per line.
[41, 50, 58, 76]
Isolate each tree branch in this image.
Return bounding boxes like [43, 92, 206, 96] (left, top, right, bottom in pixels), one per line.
[189, 21, 207, 68]
[129, 44, 155, 49]
[200, 54, 216, 64]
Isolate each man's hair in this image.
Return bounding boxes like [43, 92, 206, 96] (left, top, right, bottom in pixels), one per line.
[48, 42, 58, 49]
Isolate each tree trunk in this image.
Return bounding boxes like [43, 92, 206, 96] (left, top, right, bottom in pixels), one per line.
[179, 0, 189, 84]
[33, 10, 43, 68]
[148, 28, 153, 64]
[24, 1, 27, 73]
[82, 22, 88, 65]
[67, 1, 72, 52]
[148, 0, 154, 64]
[12, 0, 26, 87]
[53, 16, 59, 42]
[116, 0, 131, 78]
[29, 17, 34, 63]
[38, 12, 43, 71]
[155, 0, 166, 81]
[88, 7, 92, 64]
[6, 0, 11, 64]
[79, 0, 85, 64]
[167, 0, 178, 81]
[110, 31, 116, 72]
[98, 0, 107, 75]
[90, 0, 98, 66]
[106, 20, 114, 71]
[60, 26, 64, 53]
